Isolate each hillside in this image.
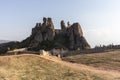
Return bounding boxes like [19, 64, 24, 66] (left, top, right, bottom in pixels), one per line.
[0, 54, 120, 80]
[63, 49, 120, 72]
[0, 41, 19, 54]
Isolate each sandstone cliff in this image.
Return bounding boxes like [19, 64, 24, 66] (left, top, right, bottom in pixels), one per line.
[20, 17, 90, 50]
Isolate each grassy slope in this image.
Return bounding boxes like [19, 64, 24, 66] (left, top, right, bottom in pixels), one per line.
[63, 50, 120, 72]
[0, 54, 119, 80]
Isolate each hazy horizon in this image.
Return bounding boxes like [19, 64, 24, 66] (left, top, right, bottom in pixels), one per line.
[0, 0, 120, 48]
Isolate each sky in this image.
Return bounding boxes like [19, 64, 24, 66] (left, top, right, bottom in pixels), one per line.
[0, 0, 120, 48]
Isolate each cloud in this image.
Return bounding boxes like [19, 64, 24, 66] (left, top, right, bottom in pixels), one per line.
[84, 27, 120, 48]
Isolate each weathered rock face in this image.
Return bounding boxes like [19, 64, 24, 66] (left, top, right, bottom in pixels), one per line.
[28, 17, 55, 48]
[40, 17, 55, 41]
[61, 20, 67, 33]
[20, 17, 90, 50]
[67, 23, 88, 49]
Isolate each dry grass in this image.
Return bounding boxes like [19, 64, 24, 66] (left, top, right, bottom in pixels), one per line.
[41, 55, 120, 80]
[63, 49, 120, 72]
[0, 54, 119, 80]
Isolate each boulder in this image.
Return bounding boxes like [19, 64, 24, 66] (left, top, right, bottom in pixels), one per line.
[40, 50, 51, 56]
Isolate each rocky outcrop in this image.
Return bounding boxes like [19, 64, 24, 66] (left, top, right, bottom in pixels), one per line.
[61, 20, 67, 33]
[29, 17, 55, 48]
[20, 17, 90, 50]
[40, 17, 55, 41]
[67, 23, 89, 49]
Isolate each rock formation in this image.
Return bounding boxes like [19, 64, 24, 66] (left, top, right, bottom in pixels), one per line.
[67, 23, 87, 49]
[20, 17, 90, 50]
[28, 17, 55, 48]
[61, 20, 67, 33]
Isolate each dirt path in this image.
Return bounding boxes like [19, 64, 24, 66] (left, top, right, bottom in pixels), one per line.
[40, 55, 120, 78]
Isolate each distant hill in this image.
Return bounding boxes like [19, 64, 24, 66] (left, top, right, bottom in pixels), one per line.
[0, 40, 10, 44]
[0, 41, 19, 54]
